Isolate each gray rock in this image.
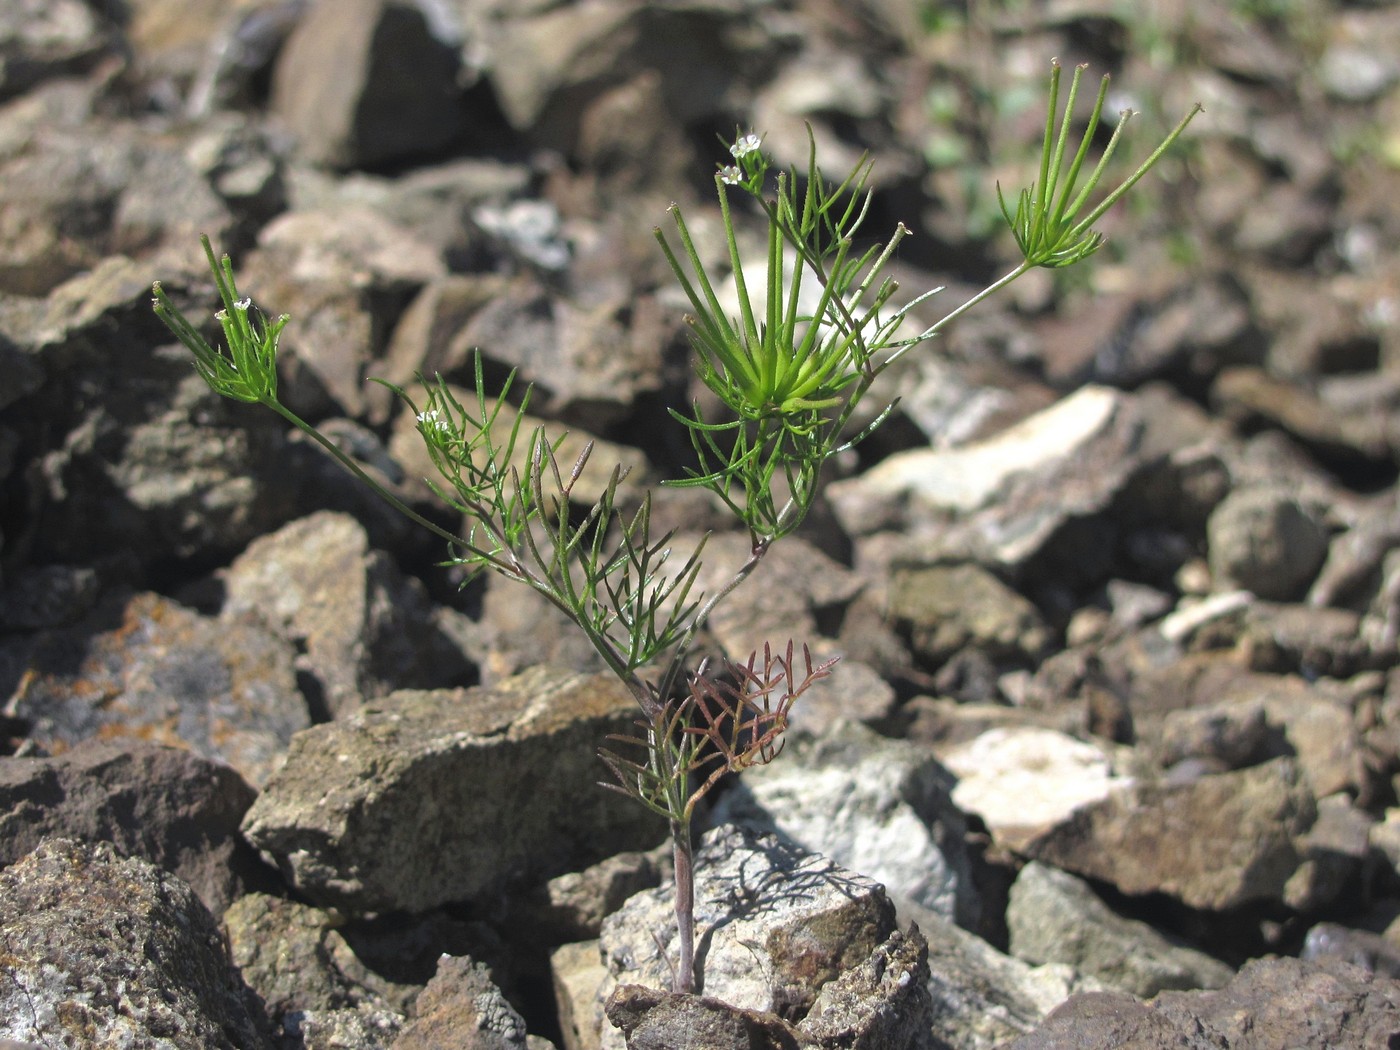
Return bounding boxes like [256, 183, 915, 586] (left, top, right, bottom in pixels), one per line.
[1302, 921, 1400, 978]
[596, 824, 898, 1047]
[1238, 601, 1372, 679]
[453, 274, 670, 433]
[269, 0, 467, 169]
[487, 1, 766, 154]
[3, 590, 308, 787]
[1007, 861, 1234, 998]
[1154, 698, 1273, 774]
[19, 264, 299, 568]
[221, 510, 475, 717]
[1207, 485, 1331, 601]
[1213, 366, 1393, 468]
[551, 940, 608, 1050]
[293, 1006, 405, 1050]
[0, 740, 269, 916]
[889, 561, 1052, 665]
[603, 924, 931, 1050]
[708, 722, 979, 927]
[240, 667, 665, 912]
[223, 893, 407, 1033]
[240, 204, 444, 419]
[694, 531, 864, 658]
[1005, 956, 1400, 1049]
[0, 120, 231, 296]
[525, 847, 665, 944]
[1285, 792, 1374, 914]
[828, 386, 1143, 586]
[896, 897, 1105, 1050]
[391, 954, 541, 1050]
[0, 838, 273, 1048]
[602, 984, 802, 1050]
[0, 0, 116, 100]
[1024, 758, 1316, 912]
[797, 924, 934, 1050]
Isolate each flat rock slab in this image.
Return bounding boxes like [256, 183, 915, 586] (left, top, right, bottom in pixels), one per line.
[241, 666, 665, 913]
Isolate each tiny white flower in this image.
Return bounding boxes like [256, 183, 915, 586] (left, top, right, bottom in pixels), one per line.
[719, 165, 744, 185]
[730, 133, 762, 159]
[416, 409, 451, 434]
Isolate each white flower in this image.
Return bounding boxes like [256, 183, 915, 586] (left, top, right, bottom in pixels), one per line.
[730, 133, 762, 159]
[416, 409, 451, 434]
[719, 165, 744, 185]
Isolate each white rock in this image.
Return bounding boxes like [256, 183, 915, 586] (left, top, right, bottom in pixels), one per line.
[940, 727, 1131, 851]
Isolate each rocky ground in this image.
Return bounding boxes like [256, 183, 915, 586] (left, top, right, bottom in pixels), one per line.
[3, 0, 1400, 1047]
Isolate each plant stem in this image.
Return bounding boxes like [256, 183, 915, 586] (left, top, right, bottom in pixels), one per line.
[671, 816, 696, 994]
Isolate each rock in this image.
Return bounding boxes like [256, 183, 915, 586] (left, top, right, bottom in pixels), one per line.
[552, 940, 609, 1050]
[1237, 601, 1372, 678]
[269, 0, 468, 169]
[391, 954, 547, 1050]
[221, 510, 475, 717]
[1023, 758, 1316, 912]
[294, 1006, 406, 1050]
[1007, 861, 1235, 998]
[0, 0, 116, 101]
[1005, 955, 1400, 1049]
[0, 838, 273, 1048]
[1212, 366, 1392, 468]
[1285, 792, 1374, 914]
[604, 924, 931, 1050]
[487, 1, 766, 154]
[896, 897, 1105, 1050]
[525, 848, 665, 945]
[452, 274, 670, 433]
[1154, 696, 1274, 774]
[0, 120, 232, 296]
[0, 740, 270, 916]
[889, 561, 1052, 665]
[0, 562, 99, 630]
[940, 727, 1131, 852]
[692, 531, 864, 657]
[797, 924, 934, 1050]
[603, 984, 802, 1050]
[367, 273, 516, 421]
[1310, 489, 1400, 610]
[3, 590, 309, 787]
[240, 204, 444, 418]
[240, 667, 665, 912]
[18, 262, 301, 568]
[596, 824, 898, 1047]
[708, 722, 979, 927]
[1206, 485, 1331, 600]
[828, 386, 1144, 587]
[1302, 921, 1400, 978]
[223, 893, 407, 1034]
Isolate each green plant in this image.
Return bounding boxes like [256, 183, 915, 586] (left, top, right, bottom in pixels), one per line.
[152, 60, 1197, 996]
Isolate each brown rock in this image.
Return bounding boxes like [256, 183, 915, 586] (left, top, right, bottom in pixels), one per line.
[1024, 759, 1315, 911]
